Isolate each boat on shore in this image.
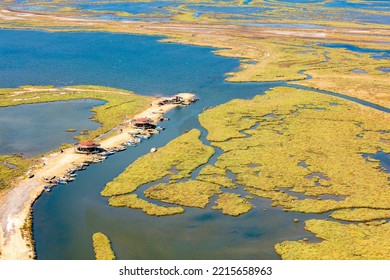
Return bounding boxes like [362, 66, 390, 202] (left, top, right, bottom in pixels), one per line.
[42, 176, 56, 183]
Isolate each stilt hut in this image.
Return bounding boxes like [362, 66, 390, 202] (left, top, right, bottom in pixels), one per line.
[131, 117, 155, 129]
[75, 141, 101, 154]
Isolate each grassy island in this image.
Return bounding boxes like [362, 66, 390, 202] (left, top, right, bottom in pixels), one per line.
[92, 232, 116, 260]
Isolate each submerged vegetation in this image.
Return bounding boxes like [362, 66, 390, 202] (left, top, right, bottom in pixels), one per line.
[92, 232, 116, 260]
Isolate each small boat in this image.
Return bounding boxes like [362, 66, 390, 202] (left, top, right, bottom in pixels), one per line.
[43, 186, 51, 192]
[150, 147, 158, 153]
[135, 134, 150, 140]
[75, 165, 86, 171]
[42, 176, 56, 183]
[124, 141, 137, 147]
[57, 180, 68, 185]
[156, 126, 165, 131]
[67, 168, 77, 174]
[102, 150, 116, 156]
[147, 129, 159, 134]
[68, 173, 77, 178]
[114, 146, 127, 152]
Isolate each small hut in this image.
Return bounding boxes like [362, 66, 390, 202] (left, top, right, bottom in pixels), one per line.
[131, 117, 155, 129]
[75, 141, 101, 154]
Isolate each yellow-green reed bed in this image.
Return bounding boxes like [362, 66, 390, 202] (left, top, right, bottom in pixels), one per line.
[199, 86, 390, 217]
[275, 219, 390, 260]
[0, 154, 35, 191]
[92, 232, 116, 260]
[198, 86, 390, 259]
[212, 193, 253, 216]
[101, 129, 215, 196]
[109, 194, 184, 216]
[144, 180, 221, 208]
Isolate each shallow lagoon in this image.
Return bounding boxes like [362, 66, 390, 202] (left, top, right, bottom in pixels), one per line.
[0, 99, 104, 157]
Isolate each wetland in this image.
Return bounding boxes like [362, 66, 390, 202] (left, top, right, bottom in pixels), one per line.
[0, 0, 389, 260]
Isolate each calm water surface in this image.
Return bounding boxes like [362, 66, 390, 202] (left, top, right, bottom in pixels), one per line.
[0, 29, 386, 259]
[0, 100, 104, 157]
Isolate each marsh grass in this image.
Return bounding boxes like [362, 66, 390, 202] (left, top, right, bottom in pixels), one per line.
[144, 180, 221, 208]
[199, 86, 390, 258]
[109, 194, 184, 216]
[0, 154, 35, 191]
[92, 232, 116, 260]
[212, 193, 252, 216]
[275, 219, 390, 260]
[200, 87, 390, 216]
[101, 129, 215, 196]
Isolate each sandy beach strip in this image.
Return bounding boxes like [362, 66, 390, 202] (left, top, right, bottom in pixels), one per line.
[0, 93, 195, 260]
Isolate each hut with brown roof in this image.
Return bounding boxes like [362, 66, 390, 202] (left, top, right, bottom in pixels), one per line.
[131, 117, 155, 129]
[75, 141, 101, 154]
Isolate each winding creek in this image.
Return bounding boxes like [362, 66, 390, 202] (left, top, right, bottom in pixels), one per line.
[0, 29, 388, 259]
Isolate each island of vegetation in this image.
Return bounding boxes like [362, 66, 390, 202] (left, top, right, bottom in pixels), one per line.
[92, 232, 116, 260]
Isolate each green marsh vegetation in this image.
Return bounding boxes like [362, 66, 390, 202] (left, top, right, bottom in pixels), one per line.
[275, 219, 390, 260]
[144, 180, 221, 208]
[198, 86, 390, 259]
[109, 194, 184, 216]
[101, 129, 215, 197]
[0, 154, 36, 191]
[212, 193, 253, 217]
[92, 232, 116, 260]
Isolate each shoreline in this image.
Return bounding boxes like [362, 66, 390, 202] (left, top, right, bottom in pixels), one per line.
[0, 92, 195, 260]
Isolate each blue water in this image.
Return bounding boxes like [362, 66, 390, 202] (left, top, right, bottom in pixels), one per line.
[378, 67, 390, 73]
[363, 152, 390, 173]
[325, 0, 390, 11]
[320, 43, 390, 59]
[0, 99, 104, 157]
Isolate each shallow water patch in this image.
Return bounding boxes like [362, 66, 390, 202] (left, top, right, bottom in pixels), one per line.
[0, 99, 104, 157]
